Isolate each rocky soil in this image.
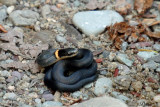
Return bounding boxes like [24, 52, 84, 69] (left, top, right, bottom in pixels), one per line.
[0, 0, 160, 107]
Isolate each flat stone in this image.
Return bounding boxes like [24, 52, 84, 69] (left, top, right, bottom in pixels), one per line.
[42, 93, 54, 101]
[9, 10, 39, 26]
[0, 5, 7, 22]
[71, 91, 83, 98]
[111, 91, 130, 103]
[156, 67, 160, 72]
[55, 35, 67, 43]
[84, 83, 93, 89]
[0, 70, 11, 77]
[41, 5, 50, 18]
[153, 43, 160, 51]
[0, 0, 17, 6]
[94, 77, 112, 96]
[142, 60, 159, 70]
[73, 10, 124, 36]
[71, 96, 128, 107]
[11, 71, 22, 80]
[118, 64, 131, 75]
[137, 51, 159, 61]
[7, 6, 15, 14]
[154, 95, 160, 102]
[148, 54, 160, 63]
[114, 76, 132, 90]
[3, 92, 17, 100]
[116, 53, 133, 67]
[42, 101, 63, 107]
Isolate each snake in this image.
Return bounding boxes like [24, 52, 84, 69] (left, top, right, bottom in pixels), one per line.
[36, 48, 98, 92]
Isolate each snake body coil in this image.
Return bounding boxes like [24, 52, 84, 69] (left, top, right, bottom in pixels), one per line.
[37, 48, 98, 92]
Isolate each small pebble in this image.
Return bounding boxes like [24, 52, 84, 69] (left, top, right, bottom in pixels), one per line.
[42, 101, 63, 107]
[7, 6, 14, 14]
[55, 35, 67, 43]
[3, 92, 17, 100]
[84, 83, 93, 89]
[71, 91, 82, 98]
[116, 53, 133, 67]
[8, 85, 15, 91]
[137, 51, 159, 61]
[42, 93, 54, 101]
[131, 81, 143, 92]
[94, 77, 112, 96]
[154, 95, 160, 102]
[142, 60, 159, 70]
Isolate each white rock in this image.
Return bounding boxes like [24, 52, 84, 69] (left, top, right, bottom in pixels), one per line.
[7, 6, 14, 14]
[55, 35, 67, 43]
[116, 53, 133, 67]
[94, 77, 112, 96]
[73, 10, 124, 36]
[3, 93, 17, 100]
[71, 96, 128, 107]
[137, 51, 159, 61]
[154, 95, 160, 102]
[42, 101, 63, 107]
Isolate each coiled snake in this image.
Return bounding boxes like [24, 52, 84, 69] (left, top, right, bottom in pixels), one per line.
[36, 48, 98, 92]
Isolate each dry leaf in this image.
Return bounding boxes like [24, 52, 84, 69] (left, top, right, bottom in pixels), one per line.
[142, 19, 160, 26]
[115, 0, 132, 15]
[0, 24, 7, 33]
[134, 0, 153, 14]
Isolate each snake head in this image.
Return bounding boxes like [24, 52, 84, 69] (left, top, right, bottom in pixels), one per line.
[58, 48, 78, 58]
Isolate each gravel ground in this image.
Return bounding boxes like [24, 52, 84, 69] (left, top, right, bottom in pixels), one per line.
[0, 0, 160, 107]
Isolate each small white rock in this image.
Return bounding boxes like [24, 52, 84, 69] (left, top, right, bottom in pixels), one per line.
[73, 10, 124, 36]
[8, 85, 15, 91]
[154, 95, 160, 102]
[55, 35, 67, 43]
[3, 93, 17, 100]
[7, 6, 15, 14]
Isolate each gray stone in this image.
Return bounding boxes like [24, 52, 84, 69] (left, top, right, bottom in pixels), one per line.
[9, 10, 39, 26]
[116, 53, 133, 67]
[84, 83, 93, 89]
[11, 71, 22, 79]
[142, 60, 159, 70]
[73, 10, 124, 36]
[71, 91, 83, 99]
[153, 43, 160, 51]
[7, 6, 15, 14]
[41, 5, 51, 18]
[102, 50, 110, 58]
[121, 42, 128, 51]
[3, 92, 17, 100]
[118, 64, 130, 75]
[114, 76, 132, 90]
[156, 67, 160, 72]
[94, 77, 112, 96]
[0, 70, 10, 77]
[99, 70, 107, 75]
[137, 51, 159, 61]
[42, 93, 54, 101]
[148, 55, 160, 63]
[93, 41, 101, 46]
[42, 101, 62, 107]
[111, 91, 130, 103]
[0, 0, 17, 6]
[71, 96, 128, 107]
[0, 5, 7, 22]
[55, 35, 67, 43]
[74, 0, 80, 7]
